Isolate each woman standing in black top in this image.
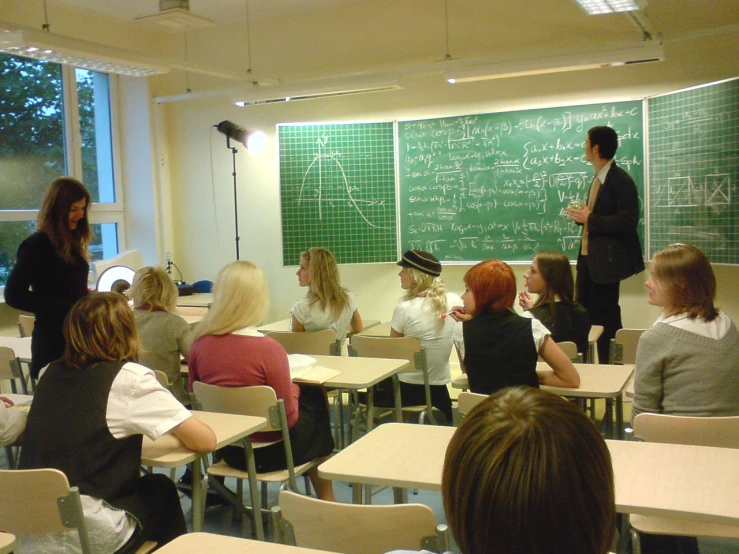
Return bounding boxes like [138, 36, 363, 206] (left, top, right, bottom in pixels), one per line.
[5, 177, 91, 379]
[518, 251, 591, 361]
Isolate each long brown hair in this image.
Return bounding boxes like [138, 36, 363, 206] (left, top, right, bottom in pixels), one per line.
[443, 387, 616, 554]
[531, 251, 576, 329]
[302, 247, 351, 319]
[651, 243, 719, 321]
[62, 292, 139, 370]
[37, 177, 92, 263]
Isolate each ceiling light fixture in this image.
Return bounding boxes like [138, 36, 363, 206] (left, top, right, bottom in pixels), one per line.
[444, 43, 663, 83]
[572, 0, 646, 15]
[232, 74, 404, 106]
[0, 26, 169, 77]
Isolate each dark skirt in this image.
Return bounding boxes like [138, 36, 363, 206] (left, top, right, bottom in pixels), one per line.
[220, 385, 334, 473]
[361, 378, 453, 423]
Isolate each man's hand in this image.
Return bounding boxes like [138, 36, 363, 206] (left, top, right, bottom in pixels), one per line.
[565, 205, 591, 224]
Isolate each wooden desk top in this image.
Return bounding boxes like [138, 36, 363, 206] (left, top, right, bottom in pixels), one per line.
[155, 533, 329, 554]
[141, 411, 266, 468]
[0, 532, 16, 554]
[176, 293, 213, 308]
[451, 363, 634, 399]
[310, 355, 409, 389]
[319, 423, 739, 526]
[257, 319, 381, 334]
[356, 321, 392, 337]
[0, 336, 32, 361]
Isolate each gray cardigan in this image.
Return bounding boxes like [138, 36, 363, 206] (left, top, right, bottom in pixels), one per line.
[632, 317, 739, 419]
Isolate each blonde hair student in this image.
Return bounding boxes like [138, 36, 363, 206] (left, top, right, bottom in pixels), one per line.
[18, 292, 215, 553]
[130, 266, 194, 405]
[291, 247, 363, 340]
[189, 261, 336, 500]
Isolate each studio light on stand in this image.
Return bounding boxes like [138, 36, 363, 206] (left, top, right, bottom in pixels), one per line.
[214, 120, 266, 260]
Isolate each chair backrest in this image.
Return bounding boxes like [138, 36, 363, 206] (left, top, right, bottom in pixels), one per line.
[18, 315, 35, 338]
[609, 328, 645, 365]
[266, 329, 338, 356]
[349, 335, 423, 370]
[273, 490, 449, 554]
[152, 370, 169, 388]
[588, 325, 604, 363]
[556, 341, 582, 363]
[192, 382, 282, 432]
[0, 347, 27, 394]
[633, 414, 739, 448]
[457, 392, 487, 416]
[0, 468, 92, 553]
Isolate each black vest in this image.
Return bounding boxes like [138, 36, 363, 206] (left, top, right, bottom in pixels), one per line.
[19, 360, 143, 507]
[463, 310, 539, 395]
[530, 301, 591, 362]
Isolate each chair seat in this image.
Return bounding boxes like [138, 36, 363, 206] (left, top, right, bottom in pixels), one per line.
[450, 374, 469, 390]
[630, 515, 739, 539]
[207, 459, 319, 483]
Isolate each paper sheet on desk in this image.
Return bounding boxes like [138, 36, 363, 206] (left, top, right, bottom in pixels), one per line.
[287, 354, 341, 384]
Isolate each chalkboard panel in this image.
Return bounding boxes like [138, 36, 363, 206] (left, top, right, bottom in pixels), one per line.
[279, 123, 397, 265]
[398, 102, 644, 263]
[647, 78, 739, 264]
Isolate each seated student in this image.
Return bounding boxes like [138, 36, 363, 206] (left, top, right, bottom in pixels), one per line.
[388, 387, 616, 554]
[518, 250, 591, 361]
[17, 292, 216, 554]
[387, 249, 462, 422]
[291, 247, 363, 343]
[0, 396, 26, 446]
[634, 243, 739, 418]
[189, 260, 336, 501]
[451, 259, 580, 395]
[130, 266, 193, 405]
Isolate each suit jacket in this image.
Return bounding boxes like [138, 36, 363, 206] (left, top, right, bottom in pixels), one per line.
[582, 162, 645, 284]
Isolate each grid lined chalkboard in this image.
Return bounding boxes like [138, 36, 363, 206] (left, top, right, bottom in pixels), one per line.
[279, 123, 397, 265]
[398, 102, 645, 262]
[648, 78, 739, 264]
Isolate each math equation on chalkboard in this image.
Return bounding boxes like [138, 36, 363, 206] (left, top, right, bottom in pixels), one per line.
[398, 101, 645, 263]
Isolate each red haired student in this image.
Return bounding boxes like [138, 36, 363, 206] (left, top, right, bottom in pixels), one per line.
[451, 259, 580, 395]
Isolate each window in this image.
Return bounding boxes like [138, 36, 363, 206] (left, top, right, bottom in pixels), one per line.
[0, 53, 124, 286]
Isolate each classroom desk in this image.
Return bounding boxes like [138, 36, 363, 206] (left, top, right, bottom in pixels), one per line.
[257, 318, 381, 333]
[319, 423, 739, 526]
[451, 363, 634, 439]
[176, 293, 213, 308]
[0, 532, 15, 554]
[141, 411, 266, 535]
[355, 321, 391, 337]
[155, 532, 329, 554]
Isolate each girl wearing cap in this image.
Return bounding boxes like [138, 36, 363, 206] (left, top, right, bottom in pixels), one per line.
[451, 259, 580, 395]
[389, 249, 462, 422]
[291, 247, 363, 343]
[518, 251, 591, 361]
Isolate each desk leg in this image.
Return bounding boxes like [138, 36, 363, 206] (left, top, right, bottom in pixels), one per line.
[352, 482, 362, 504]
[605, 399, 614, 438]
[366, 388, 375, 433]
[393, 487, 408, 504]
[616, 396, 624, 440]
[191, 460, 203, 532]
[244, 439, 264, 541]
[392, 374, 402, 423]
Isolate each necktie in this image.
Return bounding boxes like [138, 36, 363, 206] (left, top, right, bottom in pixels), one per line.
[581, 175, 601, 256]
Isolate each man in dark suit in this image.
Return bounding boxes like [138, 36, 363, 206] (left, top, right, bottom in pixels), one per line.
[566, 126, 644, 363]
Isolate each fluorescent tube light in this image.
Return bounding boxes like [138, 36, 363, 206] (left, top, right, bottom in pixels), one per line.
[232, 74, 403, 106]
[572, 0, 646, 15]
[445, 44, 664, 83]
[0, 28, 169, 77]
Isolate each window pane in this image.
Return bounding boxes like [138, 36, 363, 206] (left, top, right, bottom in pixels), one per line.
[0, 221, 118, 286]
[77, 69, 115, 203]
[0, 54, 66, 209]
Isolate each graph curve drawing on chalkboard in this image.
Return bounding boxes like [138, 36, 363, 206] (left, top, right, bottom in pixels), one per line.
[279, 123, 397, 266]
[648, 78, 738, 264]
[398, 102, 644, 263]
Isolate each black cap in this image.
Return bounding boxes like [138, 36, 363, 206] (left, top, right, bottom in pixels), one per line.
[397, 250, 442, 277]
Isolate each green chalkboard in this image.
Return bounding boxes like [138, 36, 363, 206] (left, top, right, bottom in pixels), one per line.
[279, 123, 397, 265]
[647, 78, 739, 264]
[398, 102, 645, 263]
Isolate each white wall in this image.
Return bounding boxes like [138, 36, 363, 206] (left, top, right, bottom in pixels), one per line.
[157, 30, 739, 328]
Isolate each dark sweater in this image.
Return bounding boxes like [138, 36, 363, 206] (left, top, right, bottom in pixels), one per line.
[529, 301, 590, 361]
[5, 232, 89, 377]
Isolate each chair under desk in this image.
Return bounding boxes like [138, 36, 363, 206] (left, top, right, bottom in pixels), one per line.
[318, 422, 739, 527]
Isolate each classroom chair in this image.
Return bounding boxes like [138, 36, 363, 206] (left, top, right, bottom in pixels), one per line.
[265, 329, 340, 356]
[349, 335, 437, 427]
[630, 413, 739, 553]
[588, 324, 604, 363]
[0, 468, 156, 554]
[17, 314, 35, 338]
[272, 490, 450, 554]
[454, 391, 488, 425]
[191, 280, 213, 293]
[0, 532, 14, 554]
[608, 328, 645, 365]
[192, 383, 322, 540]
[0, 347, 29, 396]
